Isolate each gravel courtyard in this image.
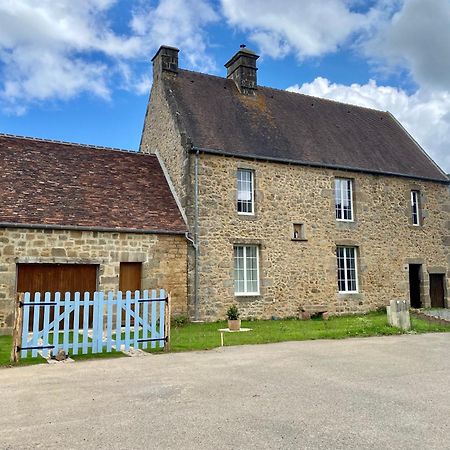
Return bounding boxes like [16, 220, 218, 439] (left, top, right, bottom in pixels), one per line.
[1, 333, 450, 450]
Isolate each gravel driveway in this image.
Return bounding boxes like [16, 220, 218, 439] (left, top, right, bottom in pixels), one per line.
[1, 333, 450, 449]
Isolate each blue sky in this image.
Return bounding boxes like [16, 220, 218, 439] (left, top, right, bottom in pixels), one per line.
[0, 0, 449, 172]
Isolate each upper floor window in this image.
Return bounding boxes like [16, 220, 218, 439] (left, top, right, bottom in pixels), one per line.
[237, 169, 254, 215]
[335, 178, 353, 221]
[234, 245, 260, 295]
[337, 246, 358, 293]
[411, 190, 420, 226]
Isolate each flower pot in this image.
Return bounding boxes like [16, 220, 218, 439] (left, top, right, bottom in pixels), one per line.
[228, 319, 241, 331]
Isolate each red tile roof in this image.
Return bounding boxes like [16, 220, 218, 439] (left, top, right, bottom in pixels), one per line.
[0, 134, 186, 233]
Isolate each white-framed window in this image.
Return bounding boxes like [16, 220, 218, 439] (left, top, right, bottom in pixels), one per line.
[234, 245, 260, 295]
[237, 169, 254, 215]
[337, 246, 358, 293]
[411, 190, 420, 226]
[335, 178, 353, 221]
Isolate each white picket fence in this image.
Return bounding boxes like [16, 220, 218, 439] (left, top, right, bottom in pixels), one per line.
[17, 290, 168, 359]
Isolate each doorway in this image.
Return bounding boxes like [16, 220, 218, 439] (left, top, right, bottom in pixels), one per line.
[429, 274, 445, 308]
[409, 264, 422, 308]
[119, 262, 142, 293]
[119, 262, 142, 326]
[17, 263, 98, 330]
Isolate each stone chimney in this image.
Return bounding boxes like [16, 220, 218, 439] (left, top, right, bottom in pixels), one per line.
[152, 45, 179, 79]
[225, 45, 259, 95]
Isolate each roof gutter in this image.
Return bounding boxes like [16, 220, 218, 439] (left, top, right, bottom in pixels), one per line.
[0, 222, 187, 236]
[191, 146, 450, 185]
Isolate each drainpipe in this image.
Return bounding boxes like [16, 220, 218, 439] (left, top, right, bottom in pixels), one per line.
[193, 149, 200, 321]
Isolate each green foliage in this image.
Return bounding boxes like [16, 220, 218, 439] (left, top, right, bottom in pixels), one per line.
[226, 305, 240, 320]
[171, 315, 189, 328]
[2, 312, 450, 366]
[168, 311, 450, 352]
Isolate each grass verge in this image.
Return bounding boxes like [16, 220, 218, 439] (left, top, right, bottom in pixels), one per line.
[167, 312, 450, 352]
[1, 311, 449, 366]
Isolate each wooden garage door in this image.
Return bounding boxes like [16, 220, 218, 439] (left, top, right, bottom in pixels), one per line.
[17, 264, 98, 296]
[17, 264, 98, 330]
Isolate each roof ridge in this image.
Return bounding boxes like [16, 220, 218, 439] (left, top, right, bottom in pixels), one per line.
[0, 132, 149, 156]
[178, 68, 388, 115]
[178, 68, 228, 82]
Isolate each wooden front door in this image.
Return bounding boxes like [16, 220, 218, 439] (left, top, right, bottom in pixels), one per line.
[430, 274, 445, 308]
[17, 264, 98, 330]
[119, 263, 142, 326]
[119, 262, 142, 293]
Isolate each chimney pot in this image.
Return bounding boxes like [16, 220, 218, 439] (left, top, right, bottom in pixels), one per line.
[225, 47, 259, 95]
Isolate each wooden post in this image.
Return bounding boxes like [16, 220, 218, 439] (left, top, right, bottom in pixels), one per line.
[164, 293, 171, 352]
[10, 293, 24, 364]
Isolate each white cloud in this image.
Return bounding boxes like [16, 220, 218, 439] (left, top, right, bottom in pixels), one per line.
[131, 0, 219, 73]
[364, 0, 450, 91]
[0, 0, 219, 112]
[288, 77, 450, 173]
[220, 0, 375, 59]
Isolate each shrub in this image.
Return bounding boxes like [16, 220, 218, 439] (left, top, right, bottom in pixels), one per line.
[226, 305, 240, 320]
[171, 315, 189, 328]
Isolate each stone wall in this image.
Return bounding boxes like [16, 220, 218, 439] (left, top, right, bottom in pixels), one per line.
[0, 228, 188, 334]
[140, 74, 191, 213]
[195, 153, 450, 320]
[140, 75, 197, 316]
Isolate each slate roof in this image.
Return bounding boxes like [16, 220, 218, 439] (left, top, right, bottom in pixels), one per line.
[165, 69, 448, 183]
[0, 134, 186, 233]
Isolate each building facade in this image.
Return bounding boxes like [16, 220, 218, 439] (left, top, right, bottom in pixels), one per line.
[141, 45, 450, 321]
[0, 135, 188, 334]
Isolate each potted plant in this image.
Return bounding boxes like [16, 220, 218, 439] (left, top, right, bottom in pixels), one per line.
[227, 304, 241, 331]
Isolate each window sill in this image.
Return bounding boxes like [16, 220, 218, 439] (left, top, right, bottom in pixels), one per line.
[237, 214, 258, 221]
[291, 238, 308, 242]
[235, 292, 260, 297]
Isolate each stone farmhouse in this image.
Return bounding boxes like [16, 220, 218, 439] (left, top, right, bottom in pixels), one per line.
[0, 45, 449, 331]
[0, 135, 187, 333]
[141, 45, 450, 321]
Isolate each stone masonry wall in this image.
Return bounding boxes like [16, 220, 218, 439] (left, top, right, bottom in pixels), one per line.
[140, 74, 197, 316]
[196, 153, 450, 320]
[140, 74, 191, 213]
[0, 228, 187, 334]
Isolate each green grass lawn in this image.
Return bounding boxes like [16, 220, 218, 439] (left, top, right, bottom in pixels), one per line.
[1, 311, 449, 367]
[168, 312, 450, 352]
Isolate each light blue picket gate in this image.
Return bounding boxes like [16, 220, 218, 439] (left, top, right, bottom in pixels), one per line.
[19, 289, 168, 359]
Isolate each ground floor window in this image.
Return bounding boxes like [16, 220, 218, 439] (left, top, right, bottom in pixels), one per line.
[234, 245, 259, 295]
[337, 246, 358, 293]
